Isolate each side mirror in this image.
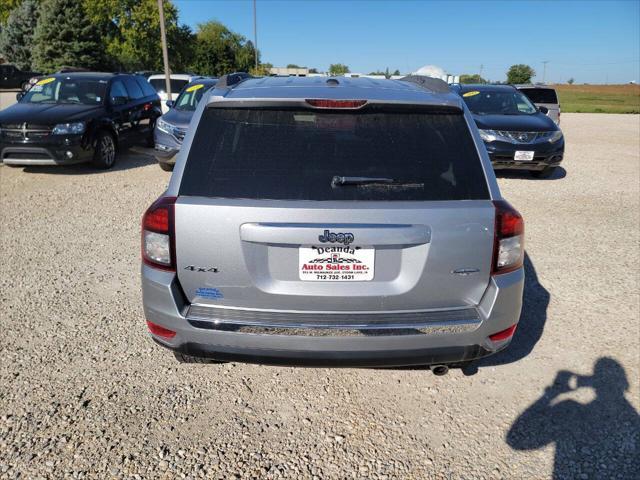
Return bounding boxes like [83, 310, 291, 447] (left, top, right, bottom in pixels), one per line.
[538, 106, 549, 115]
[165, 100, 174, 109]
[111, 95, 128, 106]
[16, 92, 24, 101]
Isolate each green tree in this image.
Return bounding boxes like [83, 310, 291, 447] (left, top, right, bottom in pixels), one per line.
[82, 0, 193, 72]
[567, 78, 575, 85]
[506, 64, 535, 84]
[308, 68, 318, 74]
[459, 73, 487, 84]
[0, 0, 40, 70]
[286, 63, 302, 69]
[393, 69, 400, 76]
[0, 0, 23, 24]
[190, 20, 258, 76]
[368, 70, 386, 76]
[32, 0, 108, 72]
[329, 63, 349, 75]
[249, 62, 271, 76]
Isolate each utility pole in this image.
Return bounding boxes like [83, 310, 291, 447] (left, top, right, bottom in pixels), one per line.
[253, 0, 258, 70]
[157, 0, 172, 100]
[542, 60, 549, 84]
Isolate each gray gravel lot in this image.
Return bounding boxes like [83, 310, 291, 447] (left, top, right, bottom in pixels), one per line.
[1, 113, 638, 479]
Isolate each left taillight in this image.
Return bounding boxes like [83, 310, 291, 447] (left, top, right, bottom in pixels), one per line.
[142, 196, 177, 271]
[492, 200, 524, 275]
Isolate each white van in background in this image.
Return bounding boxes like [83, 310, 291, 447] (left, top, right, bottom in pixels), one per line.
[147, 74, 201, 113]
[516, 85, 561, 125]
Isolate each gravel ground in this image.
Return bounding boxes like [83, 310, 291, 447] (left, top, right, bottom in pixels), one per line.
[1, 113, 638, 479]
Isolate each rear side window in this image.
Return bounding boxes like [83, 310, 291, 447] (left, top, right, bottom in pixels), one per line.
[519, 88, 558, 104]
[179, 108, 489, 201]
[136, 76, 157, 97]
[109, 80, 128, 102]
[123, 77, 144, 99]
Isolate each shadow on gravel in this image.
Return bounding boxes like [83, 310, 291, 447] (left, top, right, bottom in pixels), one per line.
[507, 358, 640, 479]
[20, 149, 155, 175]
[462, 252, 549, 375]
[496, 166, 567, 181]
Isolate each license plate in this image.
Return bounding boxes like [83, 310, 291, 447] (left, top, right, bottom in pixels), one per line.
[514, 150, 535, 161]
[299, 246, 374, 281]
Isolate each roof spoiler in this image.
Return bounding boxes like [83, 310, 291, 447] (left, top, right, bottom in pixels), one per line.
[398, 75, 451, 94]
[216, 72, 253, 89]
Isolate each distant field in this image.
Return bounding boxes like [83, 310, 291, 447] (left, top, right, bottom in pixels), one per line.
[553, 84, 640, 114]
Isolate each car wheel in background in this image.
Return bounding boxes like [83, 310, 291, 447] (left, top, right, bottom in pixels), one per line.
[159, 162, 174, 172]
[92, 131, 117, 169]
[531, 166, 556, 179]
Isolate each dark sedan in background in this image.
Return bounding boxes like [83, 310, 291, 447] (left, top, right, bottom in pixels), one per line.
[153, 77, 217, 171]
[454, 84, 564, 178]
[0, 72, 161, 169]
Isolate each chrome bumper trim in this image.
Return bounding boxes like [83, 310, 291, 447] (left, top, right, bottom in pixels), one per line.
[185, 305, 481, 337]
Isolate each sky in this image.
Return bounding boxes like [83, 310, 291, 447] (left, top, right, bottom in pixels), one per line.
[174, 0, 640, 84]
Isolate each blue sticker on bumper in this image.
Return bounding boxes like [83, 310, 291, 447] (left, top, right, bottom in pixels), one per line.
[196, 288, 224, 299]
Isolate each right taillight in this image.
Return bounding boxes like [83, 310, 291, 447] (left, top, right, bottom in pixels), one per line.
[492, 200, 524, 275]
[142, 196, 177, 271]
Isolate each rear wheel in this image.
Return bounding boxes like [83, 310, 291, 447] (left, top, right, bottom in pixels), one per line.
[173, 352, 225, 364]
[531, 166, 555, 179]
[159, 162, 174, 172]
[92, 131, 117, 169]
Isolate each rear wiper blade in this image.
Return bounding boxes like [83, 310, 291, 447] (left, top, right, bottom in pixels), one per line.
[331, 176, 396, 187]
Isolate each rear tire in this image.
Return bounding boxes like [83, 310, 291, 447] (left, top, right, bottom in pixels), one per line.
[159, 162, 174, 172]
[92, 131, 117, 169]
[531, 166, 555, 179]
[173, 352, 224, 364]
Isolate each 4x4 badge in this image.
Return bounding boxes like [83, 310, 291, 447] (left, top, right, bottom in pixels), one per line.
[318, 229, 355, 245]
[184, 265, 219, 273]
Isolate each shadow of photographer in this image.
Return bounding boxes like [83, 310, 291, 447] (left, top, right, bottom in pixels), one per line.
[507, 358, 639, 479]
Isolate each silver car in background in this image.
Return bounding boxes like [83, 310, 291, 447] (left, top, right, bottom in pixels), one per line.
[516, 84, 561, 125]
[153, 77, 218, 171]
[141, 74, 525, 371]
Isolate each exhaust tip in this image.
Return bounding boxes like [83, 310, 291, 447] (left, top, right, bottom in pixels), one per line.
[431, 365, 449, 376]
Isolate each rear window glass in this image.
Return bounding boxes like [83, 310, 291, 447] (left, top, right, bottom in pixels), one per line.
[123, 76, 144, 99]
[149, 78, 189, 94]
[135, 76, 157, 97]
[179, 108, 489, 201]
[519, 88, 558, 104]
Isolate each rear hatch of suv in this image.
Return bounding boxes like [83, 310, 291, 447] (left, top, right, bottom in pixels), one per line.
[174, 103, 495, 313]
[517, 87, 560, 124]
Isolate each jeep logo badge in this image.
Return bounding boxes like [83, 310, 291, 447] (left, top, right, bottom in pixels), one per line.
[318, 229, 355, 245]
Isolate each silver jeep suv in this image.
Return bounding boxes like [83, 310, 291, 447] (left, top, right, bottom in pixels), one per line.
[141, 74, 525, 370]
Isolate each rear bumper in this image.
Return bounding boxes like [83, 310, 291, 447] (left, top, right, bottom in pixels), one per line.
[166, 339, 494, 367]
[141, 265, 524, 367]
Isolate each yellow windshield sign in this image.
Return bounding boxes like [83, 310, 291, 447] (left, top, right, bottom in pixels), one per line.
[185, 84, 204, 93]
[463, 90, 480, 97]
[36, 77, 56, 86]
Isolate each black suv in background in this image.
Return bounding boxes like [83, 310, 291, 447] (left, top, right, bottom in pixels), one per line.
[0, 72, 161, 169]
[454, 84, 564, 178]
[0, 64, 41, 90]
